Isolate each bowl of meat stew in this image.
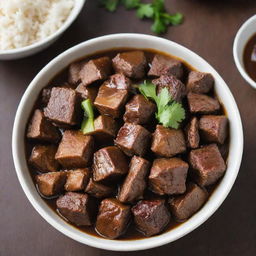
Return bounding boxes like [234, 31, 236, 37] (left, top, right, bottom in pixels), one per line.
[12, 34, 243, 251]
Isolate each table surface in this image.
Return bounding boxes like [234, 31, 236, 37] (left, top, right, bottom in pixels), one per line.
[1, 1, 256, 255]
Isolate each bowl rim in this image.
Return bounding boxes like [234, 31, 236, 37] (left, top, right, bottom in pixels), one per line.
[12, 33, 244, 251]
[0, 0, 86, 56]
[233, 14, 256, 89]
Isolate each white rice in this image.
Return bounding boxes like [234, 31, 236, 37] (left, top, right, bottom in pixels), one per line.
[0, 0, 74, 50]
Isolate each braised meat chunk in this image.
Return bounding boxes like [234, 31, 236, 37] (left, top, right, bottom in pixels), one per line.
[55, 130, 94, 168]
[79, 56, 112, 86]
[87, 115, 118, 140]
[187, 92, 220, 114]
[94, 84, 129, 118]
[118, 156, 150, 203]
[189, 144, 226, 186]
[93, 146, 129, 183]
[148, 54, 183, 79]
[149, 158, 188, 195]
[41, 88, 51, 106]
[85, 178, 115, 199]
[57, 192, 93, 226]
[132, 199, 170, 237]
[123, 94, 156, 124]
[169, 183, 208, 221]
[199, 115, 228, 144]
[153, 74, 186, 102]
[185, 117, 200, 149]
[105, 73, 132, 90]
[75, 83, 98, 102]
[29, 145, 59, 172]
[44, 87, 80, 126]
[27, 109, 60, 143]
[65, 168, 90, 192]
[115, 123, 151, 157]
[96, 199, 131, 239]
[187, 71, 214, 94]
[36, 172, 66, 197]
[151, 125, 186, 157]
[68, 61, 84, 85]
[112, 51, 147, 79]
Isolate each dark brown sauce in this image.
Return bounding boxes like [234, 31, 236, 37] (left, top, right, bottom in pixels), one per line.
[243, 33, 256, 81]
[25, 48, 229, 240]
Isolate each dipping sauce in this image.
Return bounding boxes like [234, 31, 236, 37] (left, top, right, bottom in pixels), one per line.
[243, 33, 256, 82]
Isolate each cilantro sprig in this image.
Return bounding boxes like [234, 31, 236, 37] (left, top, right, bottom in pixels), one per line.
[100, 0, 119, 11]
[100, 0, 183, 34]
[81, 99, 95, 134]
[139, 81, 185, 129]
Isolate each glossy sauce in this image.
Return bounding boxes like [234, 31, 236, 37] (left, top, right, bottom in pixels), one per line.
[243, 33, 256, 81]
[25, 48, 229, 240]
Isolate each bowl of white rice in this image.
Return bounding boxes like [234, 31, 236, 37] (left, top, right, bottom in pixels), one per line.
[0, 0, 86, 60]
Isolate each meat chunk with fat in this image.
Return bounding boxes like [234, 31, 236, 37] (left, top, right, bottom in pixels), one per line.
[112, 51, 147, 79]
[85, 178, 115, 199]
[189, 144, 226, 186]
[123, 94, 156, 124]
[118, 156, 150, 203]
[92, 146, 129, 183]
[96, 198, 131, 239]
[36, 171, 66, 197]
[149, 158, 188, 195]
[57, 192, 93, 226]
[87, 115, 118, 140]
[27, 109, 60, 143]
[199, 115, 228, 144]
[153, 74, 186, 102]
[44, 87, 81, 126]
[115, 123, 151, 157]
[185, 117, 200, 149]
[132, 199, 170, 237]
[148, 54, 183, 79]
[29, 145, 59, 172]
[187, 93, 220, 114]
[187, 71, 214, 94]
[169, 183, 208, 221]
[151, 125, 186, 157]
[65, 168, 90, 192]
[79, 56, 112, 86]
[55, 130, 94, 168]
[94, 84, 129, 118]
[75, 83, 98, 102]
[105, 73, 132, 90]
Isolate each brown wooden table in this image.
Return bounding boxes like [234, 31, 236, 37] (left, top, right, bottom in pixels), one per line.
[1, 1, 256, 255]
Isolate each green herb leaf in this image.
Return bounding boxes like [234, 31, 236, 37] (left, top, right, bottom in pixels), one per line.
[138, 80, 158, 102]
[81, 99, 95, 134]
[139, 81, 185, 129]
[137, 4, 154, 19]
[100, 0, 120, 12]
[158, 103, 185, 129]
[152, 0, 165, 13]
[122, 0, 141, 9]
[156, 87, 171, 115]
[161, 12, 183, 25]
[100, 0, 183, 35]
[151, 13, 167, 34]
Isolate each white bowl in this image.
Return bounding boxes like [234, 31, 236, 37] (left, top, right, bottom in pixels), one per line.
[0, 0, 86, 60]
[233, 14, 256, 89]
[12, 33, 243, 251]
